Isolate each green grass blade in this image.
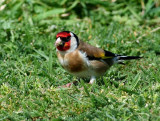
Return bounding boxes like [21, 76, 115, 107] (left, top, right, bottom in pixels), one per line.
[33, 48, 49, 61]
[49, 50, 53, 74]
[33, 8, 66, 21]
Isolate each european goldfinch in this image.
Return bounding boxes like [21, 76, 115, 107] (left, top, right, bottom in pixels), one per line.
[55, 31, 141, 84]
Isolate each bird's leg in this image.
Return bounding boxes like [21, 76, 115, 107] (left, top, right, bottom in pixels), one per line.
[89, 76, 96, 84]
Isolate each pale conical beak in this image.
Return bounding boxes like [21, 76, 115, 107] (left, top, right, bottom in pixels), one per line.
[55, 37, 63, 46]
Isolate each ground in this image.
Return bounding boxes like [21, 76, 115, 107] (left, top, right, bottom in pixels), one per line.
[0, 0, 160, 120]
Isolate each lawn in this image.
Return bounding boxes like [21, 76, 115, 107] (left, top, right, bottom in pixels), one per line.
[0, 0, 160, 120]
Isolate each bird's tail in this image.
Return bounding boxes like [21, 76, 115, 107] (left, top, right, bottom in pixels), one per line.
[114, 55, 142, 64]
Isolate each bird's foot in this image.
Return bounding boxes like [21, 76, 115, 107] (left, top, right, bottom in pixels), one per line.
[58, 81, 78, 88]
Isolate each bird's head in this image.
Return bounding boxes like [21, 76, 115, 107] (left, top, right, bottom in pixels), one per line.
[55, 31, 79, 52]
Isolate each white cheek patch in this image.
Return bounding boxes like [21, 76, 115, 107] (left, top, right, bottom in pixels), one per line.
[68, 37, 77, 52]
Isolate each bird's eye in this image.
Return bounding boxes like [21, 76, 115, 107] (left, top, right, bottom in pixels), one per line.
[66, 36, 71, 41]
[61, 37, 70, 42]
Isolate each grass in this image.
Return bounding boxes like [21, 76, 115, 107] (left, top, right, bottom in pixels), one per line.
[0, 0, 160, 120]
[0, 20, 160, 120]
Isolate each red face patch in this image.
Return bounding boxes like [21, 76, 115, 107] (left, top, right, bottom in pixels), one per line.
[56, 31, 71, 51]
[57, 40, 71, 51]
[56, 32, 71, 38]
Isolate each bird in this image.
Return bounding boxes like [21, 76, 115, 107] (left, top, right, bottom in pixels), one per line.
[55, 31, 141, 86]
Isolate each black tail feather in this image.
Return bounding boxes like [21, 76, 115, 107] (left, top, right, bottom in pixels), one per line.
[118, 56, 142, 60]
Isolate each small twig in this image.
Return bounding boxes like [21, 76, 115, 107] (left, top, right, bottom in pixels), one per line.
[136, 26, 160, 42]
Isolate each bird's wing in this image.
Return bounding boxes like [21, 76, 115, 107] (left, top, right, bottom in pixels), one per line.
[78, 40, 116, 60]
